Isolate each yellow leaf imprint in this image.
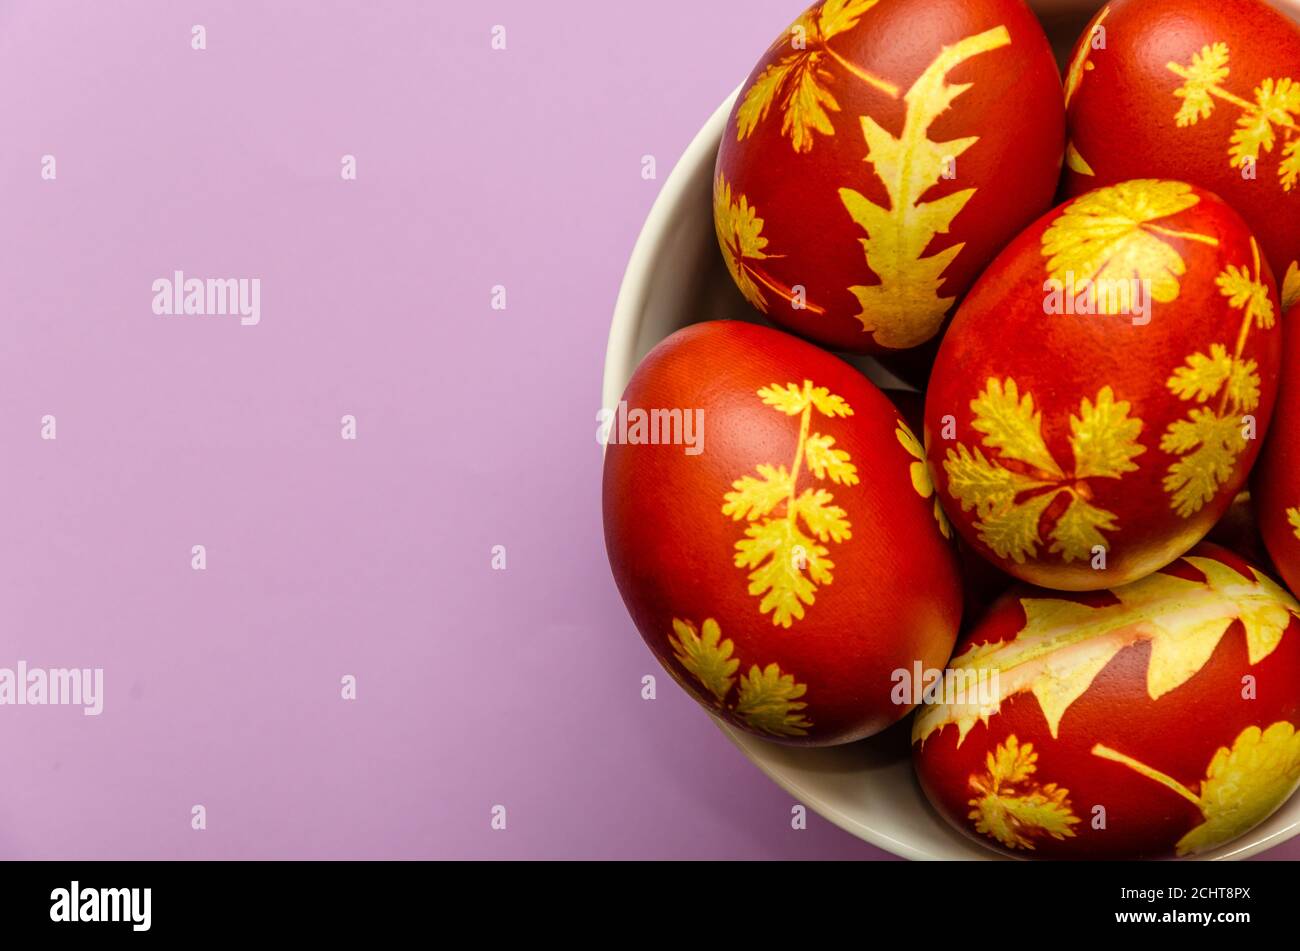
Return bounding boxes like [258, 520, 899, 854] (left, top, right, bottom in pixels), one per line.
[1169, 43, 1300, 191]
[723, 381, 856, 628]
[736, 0, 898, 154]
[913, 556, 1300, 748]
[838, 26, 1011, 349]
[1289, 507, 1300, 541]
[1063, 7, 1110, 109]
[896, 420, 950, 538]
[1172, 42, 1231, 127]
[1094, 721, 1300, 856]
[1282, 261, 1300, 310]
[1065, 141, 1095, 176]
[1161, 238, 1272, 517]
[669, 618, 738, 703]
[713, 173, 824, 316]
[668, 617, 813, 737]
[1041, 180, 1218, 316]
[967, 735, 1080, 850]
[942, 378, 1144, 565]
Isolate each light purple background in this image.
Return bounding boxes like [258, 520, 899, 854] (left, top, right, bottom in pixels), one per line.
[0, 0, 1294, 860]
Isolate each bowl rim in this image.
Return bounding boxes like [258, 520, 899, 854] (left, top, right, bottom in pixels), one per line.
[714, 720, 969, 860]
[601, 87, 741, 415]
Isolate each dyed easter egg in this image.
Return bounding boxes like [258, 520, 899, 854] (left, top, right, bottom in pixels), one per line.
[887, 387, 1013, 616]
[1252, 301, 1300, 592]
[1063, 0, 1300, 311]
[602, 321, 961, 745]
[713, 0, 1064, 354]
[913, 543, 1300, 859]
[926, 179, 1282, 590]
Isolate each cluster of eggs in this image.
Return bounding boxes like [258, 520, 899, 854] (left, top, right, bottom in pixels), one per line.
[603, 0, 1300, 859]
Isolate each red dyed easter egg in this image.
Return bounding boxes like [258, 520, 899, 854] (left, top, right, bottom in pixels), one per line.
[602, 321, 961, 745]
[1063, 0, 1300, 310]
[926, 179, 1281, 590]
[713, 0, 1064, 354]
[913, 543, 1300, 859]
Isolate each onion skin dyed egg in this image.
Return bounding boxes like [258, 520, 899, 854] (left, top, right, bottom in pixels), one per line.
[1253, 302, 1300, 592]
[886, 388, 1013, 616]
[1063, 0, 1300, 309]
[602, 321, 961, 746]
[925, 179, 1282, 591]
[713, 0, 1064, 355]
[913, 543, 1300, 860]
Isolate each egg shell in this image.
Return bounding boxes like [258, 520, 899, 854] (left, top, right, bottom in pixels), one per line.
[887, 387, 1014, 616]
[1063, 0, 1300, 306]
[602, 321, 962, 745]
[912, 543, 1300, 860]
[925, 179, 1282, 590]
[1252, 302, 1300, 591]
[713, 0, 1064, 354]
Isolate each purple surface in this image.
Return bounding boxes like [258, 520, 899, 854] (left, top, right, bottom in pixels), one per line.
[0, 0, 1294, 860]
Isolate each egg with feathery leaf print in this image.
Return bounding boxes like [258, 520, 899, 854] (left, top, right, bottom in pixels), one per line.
[713, 0, 1065, 354]
[602, 321, 962, 745]
[1062, 0, 1300, 311]
[913, 543, 1300, 859]
[925, 180, 1281, 591]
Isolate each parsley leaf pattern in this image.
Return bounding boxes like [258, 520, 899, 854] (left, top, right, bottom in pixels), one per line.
[1094, 721, 1300, 856]
[1161, 238, 1272, 517]
[668, 618, 813, 737]
[967, 735, 1080, 851]
[943, 378, 1144, 564]
[1168, 43, 1300, 191]
[735, 0, 897, 154]
[723, 381, 857, 628]
[1041, 180, 1218, 315]
[713, 174, 823, 316]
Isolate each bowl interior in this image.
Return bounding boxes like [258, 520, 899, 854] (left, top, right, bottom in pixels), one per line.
[602, 0, 1300, 860]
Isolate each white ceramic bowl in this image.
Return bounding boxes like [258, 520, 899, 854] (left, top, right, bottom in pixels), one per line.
[602, 0, 1300, 860]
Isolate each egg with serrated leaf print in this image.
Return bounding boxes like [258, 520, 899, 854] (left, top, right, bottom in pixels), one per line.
[925, 179, 1282, 591]
[1062, 0, 1300, 312]
[912, 543, 1300, 859]
[602, 322, 962, 746]
[713, 0, 1064, 354]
